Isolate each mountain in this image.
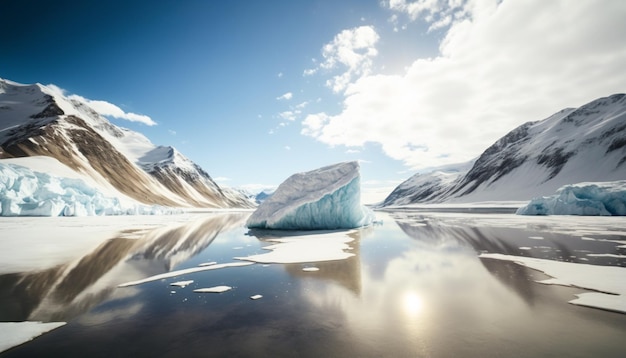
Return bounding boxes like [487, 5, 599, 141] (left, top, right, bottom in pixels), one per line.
[383, 94, 626, 206]
[0, 78, 253, 209]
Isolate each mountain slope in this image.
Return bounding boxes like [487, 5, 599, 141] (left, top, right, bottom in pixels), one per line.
[383, 94, 626, 206]
[0, 78, 253, 209]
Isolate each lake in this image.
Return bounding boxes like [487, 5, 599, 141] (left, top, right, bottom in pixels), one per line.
[1, 211, 625, 357]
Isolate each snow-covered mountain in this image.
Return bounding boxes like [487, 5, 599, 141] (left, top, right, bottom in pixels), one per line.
[0, 78, 253, 209]
[383, 94, 626, 206]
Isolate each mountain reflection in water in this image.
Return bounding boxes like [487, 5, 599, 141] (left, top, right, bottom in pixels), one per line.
[2, 212, 625, 358]
[0, 213, 247, 322]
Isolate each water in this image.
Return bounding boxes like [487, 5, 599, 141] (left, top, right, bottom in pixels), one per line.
[1, 211, 625, 357]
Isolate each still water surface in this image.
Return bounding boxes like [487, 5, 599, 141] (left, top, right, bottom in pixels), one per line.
[1, 211, 625, 357]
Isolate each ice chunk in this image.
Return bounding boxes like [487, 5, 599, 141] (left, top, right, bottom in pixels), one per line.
[480, 253, 626, 313]
[0, 321, 66, 353]
[246, 161, 374, 230]
[250, 294, 263, 300]
[516, 181, 626, 216]
[170, 280, 194, 288]
[194, 285, 232, 293]
[236, 231, 355, 264]
[117, 261, 253, 287]
[0, 162, 181, 216]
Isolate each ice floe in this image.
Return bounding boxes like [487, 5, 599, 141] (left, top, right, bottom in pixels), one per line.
[480, 253, 626, 313]
[250, 294, 263, 300]
[118, 262, 253, 287]
[236, 231, 356, 264]
[170, 280, 194, 288]
[0, 321, 66, 353]
[194, 286, 232, 293]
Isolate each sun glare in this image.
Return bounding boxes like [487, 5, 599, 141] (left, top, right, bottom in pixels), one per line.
[403, 291, 424, 315]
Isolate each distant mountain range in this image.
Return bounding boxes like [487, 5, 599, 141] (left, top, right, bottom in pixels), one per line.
[0, 78, 253, 209]
[383, 94, 626, 206]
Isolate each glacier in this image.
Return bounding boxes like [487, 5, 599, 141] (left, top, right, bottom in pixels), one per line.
[246, 161, 374, 230]
[0, 162, 180, 216]
[516, 181, 626, 216]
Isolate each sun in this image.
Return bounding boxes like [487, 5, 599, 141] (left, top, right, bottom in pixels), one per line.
[403, 291, 423, 315]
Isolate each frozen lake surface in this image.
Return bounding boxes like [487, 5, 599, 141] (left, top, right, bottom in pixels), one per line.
[1, 211, 625, 357]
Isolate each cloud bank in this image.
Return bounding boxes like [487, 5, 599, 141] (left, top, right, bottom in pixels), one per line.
[302, 0, 626, 170]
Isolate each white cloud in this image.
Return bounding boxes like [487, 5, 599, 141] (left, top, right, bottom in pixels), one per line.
[168, 129, 176, 135]
[238, 183, 278, 193]
[285, 145, 291, 151]
[305, 25, 380, 93]
[386, 0, 469, 31]
[302, 0, 626, 170]
[278, 72, 284, 78]
[68, 94, 156, 126]
[276, 92, 293, 100]
[213, 177, 231, 182]
[295, 101, 309, 109]
[278, 110, 299, 121]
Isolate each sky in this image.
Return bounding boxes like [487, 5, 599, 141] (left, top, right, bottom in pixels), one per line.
[1, 0, 625, 204]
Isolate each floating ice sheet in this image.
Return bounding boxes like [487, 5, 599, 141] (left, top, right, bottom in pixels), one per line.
[480, 253, 626, 313]
[0, 321, 66, 353]
[236, 231, 356, 264]
[170, 280, 194, 288]
[118, 262, 253, 287]
[194, 286, 232, 293]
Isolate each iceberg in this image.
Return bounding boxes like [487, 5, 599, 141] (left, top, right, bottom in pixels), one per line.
[516, 181, 626, 216]
[246, 161, 374, 230]
[0, 162, 180, 216]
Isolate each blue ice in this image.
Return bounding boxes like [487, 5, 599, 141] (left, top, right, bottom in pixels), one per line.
[516, 181, 626, 216]
[246, 161, 374, 230]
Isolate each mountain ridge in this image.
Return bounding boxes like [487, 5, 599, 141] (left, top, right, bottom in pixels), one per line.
[0, 78, 253, 209]
[382, 93, 626, 206]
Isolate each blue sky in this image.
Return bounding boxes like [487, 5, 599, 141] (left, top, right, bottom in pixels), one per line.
[2, 0, 625, 203]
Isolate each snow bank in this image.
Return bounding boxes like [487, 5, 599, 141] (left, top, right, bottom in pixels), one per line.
[516, 181, 626, 216]
[246, 161, 374, 230]
[480, 253, 626, 313]
[0, 321, 66, 353]
[0, 162, 180, 216]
